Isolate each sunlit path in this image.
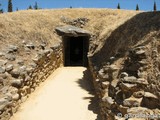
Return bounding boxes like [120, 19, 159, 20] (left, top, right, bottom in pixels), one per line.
[10, 67, 99, 120]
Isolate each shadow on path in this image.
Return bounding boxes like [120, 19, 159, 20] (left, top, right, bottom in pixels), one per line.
[76, 68, 101, 120]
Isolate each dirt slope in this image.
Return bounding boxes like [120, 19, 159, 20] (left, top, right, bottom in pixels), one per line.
[0, 9, 139, 50]
[10, 67, 100, 120]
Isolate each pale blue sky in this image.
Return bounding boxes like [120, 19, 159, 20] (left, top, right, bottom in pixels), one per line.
[0, 0, 159, 12]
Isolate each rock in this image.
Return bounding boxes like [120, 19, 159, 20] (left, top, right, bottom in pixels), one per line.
[0, 73, 7, 79]
[123, 97, 142, 107]
[111, 79, 119, 88]
[21, 96, 28, 103]
[109, 79, 119, 97]
[0, 52, 5, 57]
[133, 91, 145, 98]
[120, 83, 137, 91]
[101, 81, 110, 89]
[5, 64, 13, 72]
[50, 43, 61, 50]
[102, 96, 114, 109]
[39, 43, 46, 50]
[9, 87, 18, 95]
[108, 65, 119, 72]
[10, 68, 20, 78]
[43, 49, 51, 55]
[0, 77, 4, 84]
[141, 92, 159, 109]
[11, 79, 22, 88]
[7, 45, 18, 53]
[5, 54, 16, 61]
[120, 72, 128, 78]
[12, 93, 20, 101]
[123, 76, 137, 83]
[17, 59, 24, 66]
[0, 60, 8, 66]
[138, 59, 148, 66]
[122, 77, 148, 85]
[19, 66, 27, 76]
[137, 71, 147, 78]
[135, 50, 145, 55]
[32, 53, 43, 64]
[26, 67, 34, 73]
[127, 107, 150, 115]
[118, 105, 129, 115]
[0, 98, 10, 111]
[98, 68, 105, 78]
[55, 25, 91, 37]
[25, 43, 35, 49]
[136, 78, 148, 85]
[0, 66, 5, 74]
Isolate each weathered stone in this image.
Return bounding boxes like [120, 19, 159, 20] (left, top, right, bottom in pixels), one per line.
[50, 43, 61, 50]
[0, 52, 5, 57]
[133, 91, 145, 98]
[0, 66, 5, 74]
[21, 96, 28, 103]
[0, 60, 8, 66]
[135, 50, 145, 55]
[141, 92, 159, 109]
[118, 105, 129, 115]
[120, 72, 128, 78]
[5, 64, 13, 72]
[137, 71, 147, 78]
[138, 59, 148, 66]
[17, 59, 24, 66]
[111, 79, 119, 88]
[5, 54, 16, 61]
[102, 96, 114, 109]
[120, 83, 137, 91]
[136, 78, 148, 85]
[10, 68, 20, 78]
[12, 94, 20, 101]
[25, 43, 35, 49]
[11, 79, 22, 88]
[7, 45, 18, 53]
[39, 43, 46, 50]
[24, 76, 31, 82]
[101, 81, 110, 89]
[29, 62, 37, 69]
[127, 107, 151, 115]
[9, 87, 18, 95]
[123, 97, 142, 107]
[19, 66, 27, 76]
[108, 65, 119, 72]
[55, 25, 91, 37]
[0, 98, 10, 111]
[123, 76, 137, 83]
[43, 49, 51, 55]
[109, 79, 119, 97]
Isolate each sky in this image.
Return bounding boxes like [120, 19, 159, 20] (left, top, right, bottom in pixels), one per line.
[0, 0, 159, 12]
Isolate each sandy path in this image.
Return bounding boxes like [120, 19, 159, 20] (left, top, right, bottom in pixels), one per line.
[10, 67, 100, 120]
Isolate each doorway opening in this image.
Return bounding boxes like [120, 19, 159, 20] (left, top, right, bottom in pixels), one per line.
[63, 36, 89, 67]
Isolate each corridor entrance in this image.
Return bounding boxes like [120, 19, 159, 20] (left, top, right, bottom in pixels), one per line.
[63, 36, 89, 67]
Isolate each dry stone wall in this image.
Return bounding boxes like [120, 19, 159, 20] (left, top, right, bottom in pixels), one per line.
[90, 46, 160, 120]
[88, 12, 160, 120]
[89, 39, 160, 120]
[0, 42, 63, 120]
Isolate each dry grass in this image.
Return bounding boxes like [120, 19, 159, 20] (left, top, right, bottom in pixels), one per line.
[0, 8, 140, 50]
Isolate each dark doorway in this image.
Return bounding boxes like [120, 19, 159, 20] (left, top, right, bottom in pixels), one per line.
[63, 36, 89, 67]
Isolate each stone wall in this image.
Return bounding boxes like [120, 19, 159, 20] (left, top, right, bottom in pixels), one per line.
[89, 39, 160, 120]
[0, 42, 63, 120]
[88, 12, 160, 120]
[90, 46, 160, 120]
